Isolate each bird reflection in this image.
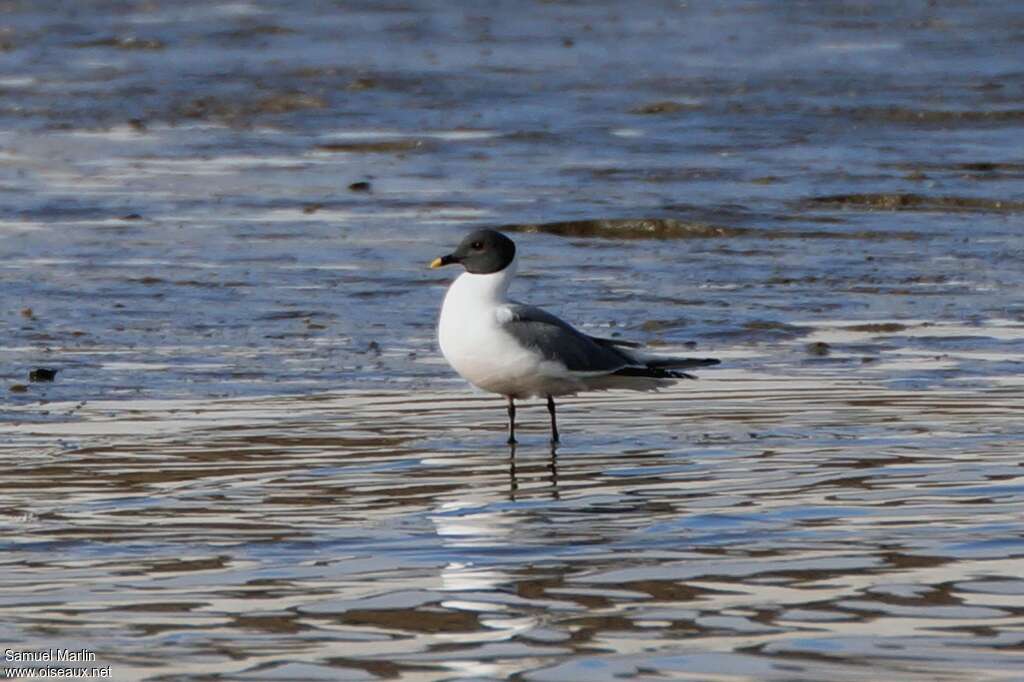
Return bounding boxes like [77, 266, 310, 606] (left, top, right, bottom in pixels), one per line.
[508, 444, 518, 497]
[548, 441, 560, 498]
[507, 441, 559, 501]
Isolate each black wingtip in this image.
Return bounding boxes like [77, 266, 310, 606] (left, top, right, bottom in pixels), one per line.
[611, 356, 721, 380]
[648, 357, 721, 370]
[612, 366, 696, 380]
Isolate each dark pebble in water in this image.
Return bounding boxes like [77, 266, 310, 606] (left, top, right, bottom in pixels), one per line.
[806, 342, 831, 356]
[9, 384, 28, 393]
[121, 213, 142, 220]
[302, 203, 323, 214]
[20, 307, 34, 318]
[348, 181, 372, 192]
[29, 368, 58, 382]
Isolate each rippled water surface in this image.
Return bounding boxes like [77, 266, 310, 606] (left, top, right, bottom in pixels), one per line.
[2, 1, 1023, 680]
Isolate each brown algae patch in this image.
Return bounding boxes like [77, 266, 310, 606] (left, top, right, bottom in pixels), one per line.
[173, 92, 326, 125]
[846, 106, 1024, 124]
[629, 101, 694, 115]
[807, 193, 1024, 213]
[503, 218, 920, 241]
[844, 323, 909, 333]
[315, 140, 429, 153]
[884, 162, 1024, 181]
[75, 36, 167, 50]
[504, 218, 752, 239]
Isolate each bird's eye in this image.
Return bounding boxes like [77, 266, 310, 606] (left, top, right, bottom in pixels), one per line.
[471, 241, 484, 250]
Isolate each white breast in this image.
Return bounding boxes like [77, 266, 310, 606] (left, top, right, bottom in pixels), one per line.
[437, 260, 580, 398]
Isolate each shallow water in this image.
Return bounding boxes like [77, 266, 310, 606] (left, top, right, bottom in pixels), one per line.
[2, 1, 1024, 680]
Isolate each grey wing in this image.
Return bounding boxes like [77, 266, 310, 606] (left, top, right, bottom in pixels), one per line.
[503, 304, 632, 373]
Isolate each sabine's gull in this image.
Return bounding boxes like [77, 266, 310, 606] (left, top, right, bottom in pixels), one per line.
[431, 229, 719, 444]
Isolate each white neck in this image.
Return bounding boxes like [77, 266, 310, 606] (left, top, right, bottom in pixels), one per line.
[447, 255, 518, 306]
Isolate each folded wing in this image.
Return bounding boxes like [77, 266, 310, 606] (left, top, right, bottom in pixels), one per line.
[502, 303, 720, 380]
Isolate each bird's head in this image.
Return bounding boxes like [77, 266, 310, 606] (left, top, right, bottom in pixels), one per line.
[430, 229, 516, 274]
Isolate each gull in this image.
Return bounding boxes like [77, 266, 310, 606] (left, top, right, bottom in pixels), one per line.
[431, 229, 719, 444]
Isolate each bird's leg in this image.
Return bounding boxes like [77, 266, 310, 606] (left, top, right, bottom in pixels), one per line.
[547, 395, 560, 444]
[506, 396, 517, 445]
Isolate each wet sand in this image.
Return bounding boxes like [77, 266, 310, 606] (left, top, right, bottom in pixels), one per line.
[2, 1, 1024, 680]
[4, 374, 1024, 680]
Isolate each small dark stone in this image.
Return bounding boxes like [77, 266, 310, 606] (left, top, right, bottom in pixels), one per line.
[9, 384, 28, 393]
[29, 368, 58, 382]
[806, 341, 831, 356]
[121, 213, 142, 220]
[302, 203, 323, 214]
[348, 181, 372, 192]
[20, 307, 34, 318]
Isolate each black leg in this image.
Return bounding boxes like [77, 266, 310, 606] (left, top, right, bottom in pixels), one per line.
[506, 396, 517, 445]
[547, 395, 560, 443]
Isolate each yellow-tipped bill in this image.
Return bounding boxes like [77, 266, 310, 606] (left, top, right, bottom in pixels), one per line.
[431, 254, 457, 268]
